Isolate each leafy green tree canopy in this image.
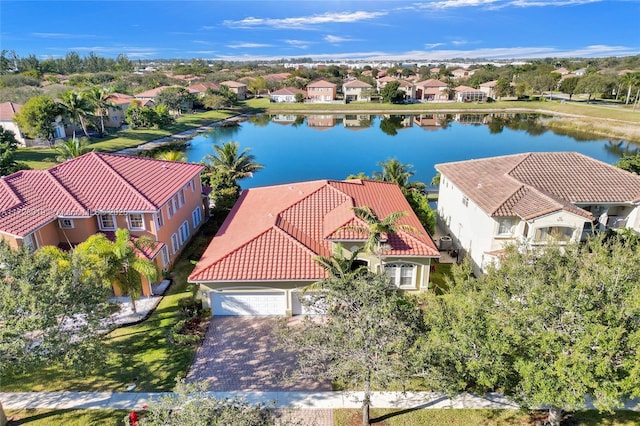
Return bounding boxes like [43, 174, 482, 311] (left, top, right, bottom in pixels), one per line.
[13, 95, 61, 142]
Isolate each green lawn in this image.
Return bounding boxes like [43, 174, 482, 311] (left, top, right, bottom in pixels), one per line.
[245, 97, 640, 122]
[334, 408, 640, 426]
[5, 409, 128, 426]
[15, 109, 235, 170]
[0, 218, 220, 393]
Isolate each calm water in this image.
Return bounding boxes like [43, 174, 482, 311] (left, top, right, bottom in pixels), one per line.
[185, 113, 638, 189]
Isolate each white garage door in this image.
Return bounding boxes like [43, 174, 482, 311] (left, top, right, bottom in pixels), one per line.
[210, 291, 286, 316]
[292, 291, 325, 316]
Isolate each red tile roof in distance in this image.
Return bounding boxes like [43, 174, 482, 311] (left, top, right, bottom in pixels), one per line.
[435, 152, 640, 220]
[0, 153, 203, 237]
[189, 179, 439, 283]
[0, 102, 22, 120]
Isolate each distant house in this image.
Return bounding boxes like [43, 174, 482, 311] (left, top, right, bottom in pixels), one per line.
[188, 82, 220, 97]
[435, 152, 640, 274]
[415, 79, 449, 102]
[343, 79, 373, 102]
[479, 80, 515, 100]
[306, 79, 337, 103]
[134, 86, 179, 101]
[0, 102, 26, 146]
[103, 93, 133, 128]
[263, 73, 291, 83]
[220, 81, 248, 100]
[451, 68, 475, 79]
[306, 114, 336, 129]
[0, 153, 207, 296]
[269, 87, 306, 103]
[553, 67, 571, 75]
[397, 80, 416, 100]
[454, 85, 486, 102]
[376, 76, 397, 92]
[188, 179, 440, 316]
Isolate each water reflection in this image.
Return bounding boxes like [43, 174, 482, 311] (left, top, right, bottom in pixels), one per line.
[263, 113, 564, 137]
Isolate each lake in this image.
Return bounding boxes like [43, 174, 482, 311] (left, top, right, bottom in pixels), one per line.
[185, 113, 638, 189]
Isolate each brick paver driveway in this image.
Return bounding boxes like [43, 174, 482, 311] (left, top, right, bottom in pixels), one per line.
[187, 317, 332, 391]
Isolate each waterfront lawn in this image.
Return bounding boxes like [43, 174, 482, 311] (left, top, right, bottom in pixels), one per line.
[5, 409, 128, 426]
[15, 109, 235, 170]
[334, 408, 640, 425]
[0, 218, 219, 393]
[245, 97, 640, 123]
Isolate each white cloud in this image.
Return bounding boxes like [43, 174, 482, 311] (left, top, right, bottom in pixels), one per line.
[212, 44, 637, 62]
[227, 42, 273, 49]
[32, 32, 97, 39]
[324, 35, 356, 43]
[284, 39, 311, 49]
[224, 11, 387, 29]
[425, 43, 445, 48]
[508, 0, 601, 6]
[408, 0, 600, 9]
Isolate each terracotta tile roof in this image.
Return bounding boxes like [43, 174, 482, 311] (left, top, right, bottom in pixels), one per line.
[0, 153, 203, 237]
[0, 102, 22, 120]
[455, 85, 482, 92]
[189, 179, 439, 283]
[416, 79, 447, 88]
[270, 87, 306, 96]
[436, 152, 640, 220]
[343, 79, 372, 88]
[220, 80, 247, 88]
[263, 73, 291, 82]
[307, 79, 337, 88]
[135, 86, 181, 98]
[189, 82, 219, 93]
[377, 76, 397, 83]
[397, 80, 414, 88]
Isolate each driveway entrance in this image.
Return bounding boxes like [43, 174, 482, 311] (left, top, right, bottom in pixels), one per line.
[187, 317, 331, 391]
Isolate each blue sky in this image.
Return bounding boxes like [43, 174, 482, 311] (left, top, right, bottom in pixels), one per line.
[2, 1, 639, 61]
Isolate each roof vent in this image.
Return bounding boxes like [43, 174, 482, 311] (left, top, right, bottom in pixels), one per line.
[476, 183, 482, 188]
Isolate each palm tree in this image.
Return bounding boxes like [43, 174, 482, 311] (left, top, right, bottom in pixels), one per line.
[156, 150, 187, 162]
[55, 136, 91, 162]
[342, 206, 416, 270]
[76, 228, 158, 313]
[203, 141, 264, 183]
[373, 158, 426, 193]
[313, 243, 366, 282]
[58, 90, 94, 138]
[84, 87, 116, 136]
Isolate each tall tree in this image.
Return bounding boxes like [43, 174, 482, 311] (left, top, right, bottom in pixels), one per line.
[380, 80, 404, 103]
[75, 229, 158, 314]
[559, 76, 580, 100]
[59, 90, 93, 138]
[0, 243, 112, 421]
[84, 87, 116, 136]
[620, 72, 640, 105]
[373, 158, 426, 193]
[419, 236, 640, 426]
[0, 128, 28, 176]
[277, 271, 423, 426]
[576, 73, 607, 103]
[156, 87, 194, 115]
[202, 141, 263, 184]
[12, 95, 61, 143]
[342, 206, 415, 269]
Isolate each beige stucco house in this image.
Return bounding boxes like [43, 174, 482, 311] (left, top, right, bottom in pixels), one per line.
[0, 153, 206, 296]
[435, 152, 640, 274]
[0, 102, 26, 145]
[189, 179, 440, 316]
[220, 81, 248, 100]
[343, 79, 373, 102]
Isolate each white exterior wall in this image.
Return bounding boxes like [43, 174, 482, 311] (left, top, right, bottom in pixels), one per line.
[628, 205, 640, 231]
[437, 175, 496, 273]
[0, 121, 26, 146]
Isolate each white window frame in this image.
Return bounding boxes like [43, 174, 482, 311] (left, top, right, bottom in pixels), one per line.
[156, 210, 164, 228]
[192, 207, 202, 228]
[497, 218, 516, 236]
[167, 200, 175, 219]
[127, 213, 145, 231]
[178, 188, 186, 207]
[462, 196, 469, 207]
[58, 218, 75, 229]
[171, 233, 179, 254]
[161, 245, 170, 267]
[179, 221, 190, 245]
[384, 262, 417, 289]
[189, 179, 195, 192]
[98, 214, 116, 230]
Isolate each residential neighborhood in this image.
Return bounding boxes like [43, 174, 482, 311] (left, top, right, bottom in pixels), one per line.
[1, 1, 640, 424]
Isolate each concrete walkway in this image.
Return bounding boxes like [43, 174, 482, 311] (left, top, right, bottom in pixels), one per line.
[2, 390, 638, 411]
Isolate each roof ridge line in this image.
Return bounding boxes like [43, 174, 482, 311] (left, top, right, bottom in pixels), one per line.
[92, 153, 158, 209]
[275, 216, 330, 258]
[43, 169, 89, 214]
[0, 176, 23, 208]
